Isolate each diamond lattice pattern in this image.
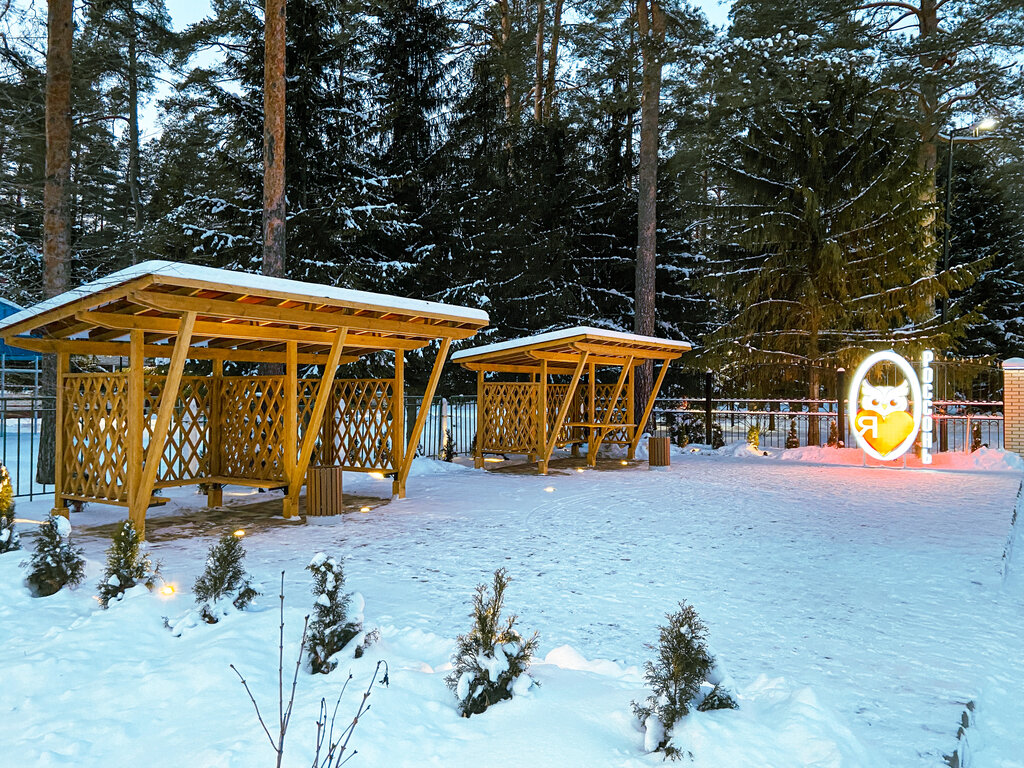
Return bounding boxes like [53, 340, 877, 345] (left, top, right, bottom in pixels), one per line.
[62, 374, 129, 502]
[144, 376, 212, 485]
[482, 382, 539, 454]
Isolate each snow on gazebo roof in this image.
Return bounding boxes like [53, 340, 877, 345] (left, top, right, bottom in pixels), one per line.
[0, 260, 488, 364]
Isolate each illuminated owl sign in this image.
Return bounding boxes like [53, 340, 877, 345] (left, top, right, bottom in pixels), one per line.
[849, 350, 935, 464]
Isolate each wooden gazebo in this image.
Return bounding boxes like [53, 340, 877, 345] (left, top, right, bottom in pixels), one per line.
[452, 327, 690, 473]
[0, 261, 488, 536]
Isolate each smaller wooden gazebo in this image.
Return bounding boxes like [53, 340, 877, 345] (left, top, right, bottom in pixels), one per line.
[453, 327, 690, 473]
[0, 261, 488, 536]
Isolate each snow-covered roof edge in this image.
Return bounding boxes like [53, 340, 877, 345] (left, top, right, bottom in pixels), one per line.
[1002, 357, 1024, 370]
[451, 326, 691, 361]
[0, 260, 489, 334]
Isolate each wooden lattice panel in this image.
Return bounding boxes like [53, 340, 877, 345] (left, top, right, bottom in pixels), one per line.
[303, 379, 396, 471]
[145, 376, 212, 485]
[592, 383, 630, 443]
[221, 376, 287, 481]
[62, 373, 129, 502]
[482, 382, 539, 454]
[547, 382, 583, 447]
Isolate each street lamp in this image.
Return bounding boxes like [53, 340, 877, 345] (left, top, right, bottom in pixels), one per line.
[940, 117, 999, 322]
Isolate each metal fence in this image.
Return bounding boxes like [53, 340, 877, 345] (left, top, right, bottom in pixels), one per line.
[1, 393, 53, 500]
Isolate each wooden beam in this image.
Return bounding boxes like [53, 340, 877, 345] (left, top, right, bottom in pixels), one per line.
[475, 370, 485, 469]
[457, 361, 580, 375]
[528, 350, 648, 367]
[537, 359, 548, 473]
[207, 359, 223, 507]
[396, 338, 452, 497]
[392, 350, 405, 495]
[129, 291, 478, 339]
[539, 352, 589, 474]
[588, 357, 633, 466]
[51, 350, 69, 518]
[131, 312, 196, 538]
[627, 363, 637, 459]
[126, 330, 144, 522]
[629, 359, 672, 456]
[570, 341, 684, 359]
[284, 329, 348, 518]
[283, 341, 298, 515]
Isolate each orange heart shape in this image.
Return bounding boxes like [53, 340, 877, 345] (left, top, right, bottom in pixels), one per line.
[854, 409, 915, 457]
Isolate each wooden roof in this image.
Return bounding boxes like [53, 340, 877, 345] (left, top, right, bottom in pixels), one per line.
[0, 261, 488, 364]
[452, 326, 690, 374]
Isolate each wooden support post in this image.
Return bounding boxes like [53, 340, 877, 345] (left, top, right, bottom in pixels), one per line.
[474, 370, 485, 469]
[131, 312, 196, 538]
[589, 357, 633, 466]
[126, 331, 145, 518]
[537, 359, 548, 473]
[51, 350, 69, 518]
[629, 359, 672, 457]
[396, 338, 452, 497]
[626, 363, 637, 459]
[392, 350, 405, 496]
[282, 341, 298, 518]
[285, 330, 348, 517]
[207, 358, 223, 508]
[540, 352, 589, 473]
[587, 361, 597, 465]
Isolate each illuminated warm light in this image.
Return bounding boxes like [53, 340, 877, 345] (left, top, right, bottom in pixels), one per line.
[849, 350, 933, 463]
[13, 518, 45, 525]
[369, 472, 385, 480]
[975, 117, 998, 132]
[160, 584, 176, 596]
[484, 457, 503, 463]
[233, 529, 246, 538]
[575, 468, 585, 473]
[359, 506, 371, 513]
[620, 460, 628, 466]
[544, 486, 555, 493]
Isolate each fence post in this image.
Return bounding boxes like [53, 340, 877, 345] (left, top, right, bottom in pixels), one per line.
[1003, 358, 1024, 456]
[704, 371, 713, 446]
[836, 367, 846, 447]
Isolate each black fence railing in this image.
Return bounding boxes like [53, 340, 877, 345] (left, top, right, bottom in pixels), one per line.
[1, 394, 54, 501]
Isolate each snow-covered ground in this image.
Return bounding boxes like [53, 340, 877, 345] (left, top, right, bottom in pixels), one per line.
[2, 445, 1022, 767]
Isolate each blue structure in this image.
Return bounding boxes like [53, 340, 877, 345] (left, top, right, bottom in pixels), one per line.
[0, 298, 39, 359]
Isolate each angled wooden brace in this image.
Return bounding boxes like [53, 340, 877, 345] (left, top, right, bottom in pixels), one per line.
[539, 351, 590, 474]
[588, 356, 634, 466]
[396, 337, 453, 497]
[629, 359, 672, 457]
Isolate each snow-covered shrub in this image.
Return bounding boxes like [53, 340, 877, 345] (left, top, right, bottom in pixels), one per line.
[826, 419, 839, 447]
[23, 515, 85, 597]
[633, 602, 737, 759]
[669, 414, 724, 449]
[785, 420, 800, 449]
[0, 464, 20, 554]
[193, 532, 259, 622]
[307, 552, 361, 674]
[97, 520, 159, 608]
[446, 568, 538, 718]
[971, 422, 983, 452]
[746, 423, 760, 448]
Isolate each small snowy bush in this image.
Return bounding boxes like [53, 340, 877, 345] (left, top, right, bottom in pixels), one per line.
[23, 515, 85, 597]
[746, 423, 760, 448]
[826, 419, 839, 447]
[785, 420, 800, 449]
[97, 520, 159, 608]
[193, 532, 259, 622]
[307, 552, 361, 674]
[446, 568, 538, 718]
[633, 602, 737, 759]
[0, 464, 20, 554]
[971, 422, 983, 452]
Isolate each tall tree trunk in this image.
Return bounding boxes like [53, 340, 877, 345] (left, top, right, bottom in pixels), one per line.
[807, 323, 820, 446]
[633, 0, 665, 425]
[498, 0, 514, 124]
[533, 0, 545, 122]
[37, 0, 74, 486]
[262, 0, 286, 375]
[543, 0, 563, 121]
[916, 0, 940, 313]
[127, 0, 142, 261]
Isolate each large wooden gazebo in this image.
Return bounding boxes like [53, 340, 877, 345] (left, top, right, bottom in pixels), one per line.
[0, 261, 488, 536]
[452, 327, 690, 473]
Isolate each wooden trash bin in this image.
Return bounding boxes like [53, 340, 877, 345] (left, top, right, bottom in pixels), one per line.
[307, 466, 344, 516]
[648, 436, 671, 467]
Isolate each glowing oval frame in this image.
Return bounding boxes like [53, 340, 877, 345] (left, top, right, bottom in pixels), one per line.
[848, 350, 923, 462]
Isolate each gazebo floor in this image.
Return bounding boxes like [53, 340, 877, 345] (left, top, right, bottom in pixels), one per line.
[487, 455, 643, 475]
[78, 492, 392, 543]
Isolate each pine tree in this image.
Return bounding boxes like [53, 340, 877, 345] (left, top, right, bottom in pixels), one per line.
[193, 532, 259, 622]
[0, 464, 20, 554]
[632, 602, 737, 757]
[446, 568, 539, 717]
[97, 520, 158, 607]
[23, 515, 86, 597]
[786, 420, 800, 449]
[826, 419, 839, 448]
[306, 552, 361, 674]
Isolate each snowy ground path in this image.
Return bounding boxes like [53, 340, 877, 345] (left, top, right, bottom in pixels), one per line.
[2, 452, 1021, 767]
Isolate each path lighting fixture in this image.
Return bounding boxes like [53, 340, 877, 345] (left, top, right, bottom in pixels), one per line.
[369, 472, 385, 480]
[620, 460, 628, 466]
[544, 486, 555, 493]
[359, 506, 371, 513]
[576, 468, 585, 473]
[233, 529, 245, 538]
[160, 584, 176, 597]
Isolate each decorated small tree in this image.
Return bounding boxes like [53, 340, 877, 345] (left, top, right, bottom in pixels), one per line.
[633, 602, 737, 758]
[307, 552, 361, 674]
[971, 422, 983, 452]
[0, 464, 20, 554]
[97, 520, 159, 608]
[785, 420, 800, 449]
[826, 419, 839, 448]
[746, 423, 760, 448]
[23, 515, 86, 597]
[446, 568, 538, 717]
[193, 532, 259, 622]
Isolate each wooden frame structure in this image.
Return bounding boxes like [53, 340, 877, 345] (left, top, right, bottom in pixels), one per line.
[453, 327, 690, 473]
[0, 261, 487, 536]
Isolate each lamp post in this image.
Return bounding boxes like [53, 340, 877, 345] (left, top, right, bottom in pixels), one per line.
[940, 117, 998, 323]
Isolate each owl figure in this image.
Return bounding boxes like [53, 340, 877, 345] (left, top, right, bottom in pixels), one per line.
[859, 380, 910, 418]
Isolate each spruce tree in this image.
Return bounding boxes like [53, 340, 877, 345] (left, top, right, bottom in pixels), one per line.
[24, 516, 86, 597]
[193, 532, 259, 622]
[786, 421, 800, 449]
[97, 520, 159, 607]
[0, 465, 20, 554]
[306, 552, 361, 674]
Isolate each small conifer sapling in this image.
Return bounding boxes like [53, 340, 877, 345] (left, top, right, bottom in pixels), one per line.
[23, 515, 86, 597]
[0, 464, 20, 554]
[826, 419, 839, 447]
[446, 568, 538, 717]
[98, 520, 159, 607]
[746, 423, 760, 448]
[307, 552, 361, 674]
[194, 532, 259, 622]
[785, 420, 800, 449]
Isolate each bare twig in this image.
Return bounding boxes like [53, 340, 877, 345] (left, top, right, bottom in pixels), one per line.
[318, 661, 389, 768]
[229, 664, 277, 751]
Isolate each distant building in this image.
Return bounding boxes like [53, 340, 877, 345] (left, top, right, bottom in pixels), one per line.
[0, 298, 39, 359]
